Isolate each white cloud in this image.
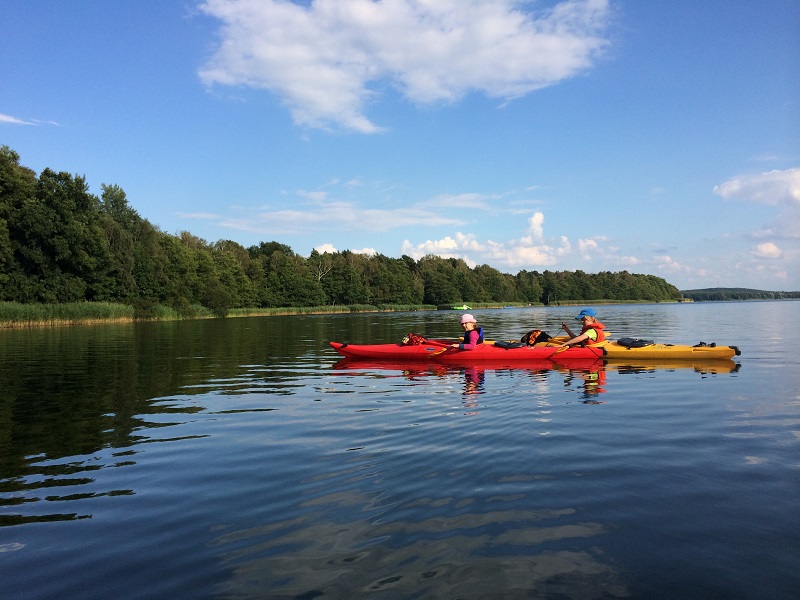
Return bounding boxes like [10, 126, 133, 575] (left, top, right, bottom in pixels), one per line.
[713, 167, 800, 207]
[313, 243, 338, 254]
[427, 193, 495, 210]
[527, 212, 545, 243]
[213, 198, 466, 236]
[714, 167, 800, 241]
[313, 243, 376, 256]
[298, 190, 328, 202]
[398, 210, 657, 273]
[751, 242, 783, 259]
[198, 0, 611, 132]
[652, 255, 681, 270]
[400, 212, 567, 269]
[0, 113, 35, 125]
[0, 113, 33, 125]
[0, 113, 59, 126]
[352, 247, 378, 256]
[578, 237, 597, 258]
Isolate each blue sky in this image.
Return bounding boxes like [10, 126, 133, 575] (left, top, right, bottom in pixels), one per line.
[2, 0, 798, 291]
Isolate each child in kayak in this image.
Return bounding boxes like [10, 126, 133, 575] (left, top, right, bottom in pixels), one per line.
[451, 314, 485, 350]
[558, 308, 606, 348]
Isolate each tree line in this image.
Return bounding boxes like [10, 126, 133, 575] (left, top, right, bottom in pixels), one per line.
[681, 288, 800, 301]
[0, 146, 682, 316]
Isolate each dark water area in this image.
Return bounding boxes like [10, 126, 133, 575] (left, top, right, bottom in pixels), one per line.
[0, 302, 798, 599]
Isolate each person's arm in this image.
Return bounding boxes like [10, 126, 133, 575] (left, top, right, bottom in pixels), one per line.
[558, 327, 599, 348]
[561, 322, 576, 338]
[558, 332, 589, 348]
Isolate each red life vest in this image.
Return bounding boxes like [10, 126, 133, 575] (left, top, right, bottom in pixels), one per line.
[581, 321, 606, 344]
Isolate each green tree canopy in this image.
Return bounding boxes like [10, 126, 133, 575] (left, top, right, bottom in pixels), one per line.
[0, 146, 688, 313]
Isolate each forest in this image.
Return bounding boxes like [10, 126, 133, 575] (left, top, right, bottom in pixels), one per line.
[681, 288, 800, 301]
[0, 146, 683, 318]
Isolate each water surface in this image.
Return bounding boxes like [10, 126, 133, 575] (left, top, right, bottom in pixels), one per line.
[0, 302, 798, 599]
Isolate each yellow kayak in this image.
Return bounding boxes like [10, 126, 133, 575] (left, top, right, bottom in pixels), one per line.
[599, 338, 740, 360]
[487, 336, 741, 361]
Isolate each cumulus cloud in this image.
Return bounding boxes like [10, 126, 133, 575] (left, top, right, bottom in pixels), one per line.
[578, 238, 597, 258]
[526, 212, 545, 243]
[751, 242, 783, 259]
[398, 210, 652, 272]
[198, 0, 611, 132]
[713, 167, 800, 206]
[313, 243, 376, 256]
[314, 243, 338, 254]
[713, 167, 800, 240]
[652, 255, 684, 272]
[401, 212, 568, 268]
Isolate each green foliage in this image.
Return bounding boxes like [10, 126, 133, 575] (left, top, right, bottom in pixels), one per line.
[0, 146, 695, 320]
[681, 288, 800, 301]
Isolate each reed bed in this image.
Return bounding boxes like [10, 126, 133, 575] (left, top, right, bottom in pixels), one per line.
[0, 302, 134, 328]
[5, 300, 668, 329]
[228, 304, 437, 318]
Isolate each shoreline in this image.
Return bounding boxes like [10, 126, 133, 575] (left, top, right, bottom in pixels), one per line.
[0, 300, 683, 329]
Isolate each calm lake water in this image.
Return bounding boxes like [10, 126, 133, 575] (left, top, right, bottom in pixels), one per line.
[1, 302, 798, 599]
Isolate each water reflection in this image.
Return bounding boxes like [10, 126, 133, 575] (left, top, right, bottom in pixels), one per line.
[209, 487, 629, 599]
[560, 363, 607, 402]
[0, 319, 283, 527]
[3, 306, 786, 600]
[333, 356, 740, 408]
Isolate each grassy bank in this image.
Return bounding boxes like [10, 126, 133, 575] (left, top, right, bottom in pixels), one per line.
[0, 302, 439, 328]
[228, 304, 437, 318]
[0, 302, 135, 328]
[0, 299, 677, 329]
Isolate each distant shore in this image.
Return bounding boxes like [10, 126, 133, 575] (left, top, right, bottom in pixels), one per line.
[0, 300, 685, 329]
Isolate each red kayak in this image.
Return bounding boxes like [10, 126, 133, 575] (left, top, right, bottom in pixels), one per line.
[333, 356, 607, 372]
[329, 340, 605, 363]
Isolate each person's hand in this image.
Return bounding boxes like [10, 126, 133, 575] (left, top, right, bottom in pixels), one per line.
[561, 322, 568, 330]
[451, 343, 459, 348]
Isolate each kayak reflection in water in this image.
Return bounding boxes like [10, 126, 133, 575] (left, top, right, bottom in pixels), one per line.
[462, 367, 485, 415]
[562, 364, 607, 403]
[451, 314, 485, 349]
[580, 367, 607, 402]
[463, 366, 485, 395]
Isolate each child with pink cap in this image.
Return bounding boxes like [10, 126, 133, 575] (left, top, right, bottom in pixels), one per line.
[450, 314, 485, 350]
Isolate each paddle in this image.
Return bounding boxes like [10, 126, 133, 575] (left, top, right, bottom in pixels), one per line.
[548, 345, 569, 358]
[545, 325, 571, 357]
[410, 337, 452, 356]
